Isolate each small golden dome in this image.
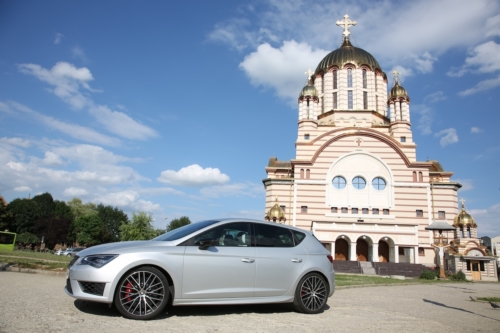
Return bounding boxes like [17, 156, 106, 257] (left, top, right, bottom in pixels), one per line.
[299, 82, 318, 98]
[265, 197, 286, 223]
[389, 82, 408, 99]
[453, 200, 477, 228]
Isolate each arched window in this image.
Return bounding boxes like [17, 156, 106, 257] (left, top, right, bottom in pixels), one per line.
[413, 171, 417, 182]
[418, 172, 423, 182]
[321, 74, 324, 93]
[347, 68, 353, 87]
[467, 227, 471, 238]
[375, 72, 378, 91]
[372, 177, 386, 190]
[306, 169, 310, 179]
[362, 69, 367, 89]
[352, 176, 366, 190]
[332, 176, 346, 189]
[333, 70, 338, 89]
[460, 227, 464, 238]
[363, 91, 368, 109]
[348, 90, 353, 109]
[300, 169, 304, 179]
[333, 92, 337, 109]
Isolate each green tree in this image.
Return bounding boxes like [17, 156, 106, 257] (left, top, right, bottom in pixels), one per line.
[54, 200, 74, 221]
[73, 214, 103, 246]
[67, 198, 97, 220]
[7, 198, 41, 234]
[166, 216, 191, 232]
[16, 232, 40, 245]
[0, 196, 12, 231]
[34, 215, 71, 249]
[96, 204, 129, 243]
[120, 212, 156, 241]
[32, 192, 55, 218]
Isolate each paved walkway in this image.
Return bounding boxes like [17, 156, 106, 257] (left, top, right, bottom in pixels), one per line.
[0, 271, 499, 332]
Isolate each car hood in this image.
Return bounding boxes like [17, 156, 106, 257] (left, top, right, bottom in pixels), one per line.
[77, 240, 175, 257]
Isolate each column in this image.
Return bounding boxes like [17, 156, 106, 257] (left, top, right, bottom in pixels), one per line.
[414, 246, 419, 264]
[395, 101, 401, 121]
[330, 241, 336, 257]
[350, 242, 357, 261]
[390, 103, 395, 122]
[372, 243, 379, 262]
[394, 245, 399, 263]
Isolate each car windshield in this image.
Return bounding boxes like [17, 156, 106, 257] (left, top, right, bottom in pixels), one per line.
[152, 219, 221, 241]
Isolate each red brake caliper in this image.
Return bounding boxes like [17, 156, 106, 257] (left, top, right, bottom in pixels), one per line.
[125, 282, 132, 302]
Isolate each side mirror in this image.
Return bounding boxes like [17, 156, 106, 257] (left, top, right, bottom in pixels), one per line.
[198, 238, 218, 250]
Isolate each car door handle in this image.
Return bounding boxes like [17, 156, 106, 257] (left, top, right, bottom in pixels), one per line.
[291, 258, 302, 263]
[241, 258, 255, 263]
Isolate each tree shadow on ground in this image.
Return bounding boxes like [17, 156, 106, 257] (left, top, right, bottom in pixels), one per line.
[423, 299, 500, 322]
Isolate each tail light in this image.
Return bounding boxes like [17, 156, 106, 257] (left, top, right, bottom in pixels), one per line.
[327, 254, 333, 263]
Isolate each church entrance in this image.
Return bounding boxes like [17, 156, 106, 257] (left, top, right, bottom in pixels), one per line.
[378, 241, 389, 262]
[357, 239, 369, 261]
[335, 239, 349, 260]
[471, 261, 481, 281]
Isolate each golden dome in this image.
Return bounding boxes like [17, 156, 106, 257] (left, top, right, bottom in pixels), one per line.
[299, 78, 318, 98]
[389, 81, 409, 99]
[314, 38, 382, 74]
[265, 197, 286, 223]
[453, 201, 477, 228]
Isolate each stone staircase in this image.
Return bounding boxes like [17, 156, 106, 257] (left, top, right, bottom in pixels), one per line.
[359, 261, 377, 275]
[333, 260, 427, 278]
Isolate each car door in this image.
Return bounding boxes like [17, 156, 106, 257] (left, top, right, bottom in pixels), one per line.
[254, 223, 307, 297]
[181, 222, 256, 299]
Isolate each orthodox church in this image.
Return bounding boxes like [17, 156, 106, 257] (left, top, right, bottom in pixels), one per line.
[263, 15, 497, 281]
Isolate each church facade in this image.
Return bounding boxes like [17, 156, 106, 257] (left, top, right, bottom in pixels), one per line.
[263, 15, 497, 281]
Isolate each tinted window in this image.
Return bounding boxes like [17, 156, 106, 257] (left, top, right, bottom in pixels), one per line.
[255, 224, 295, 247]
[184, 222, 252, 247]
[292, 230, 306, 245]
[153, 220, 221, 241]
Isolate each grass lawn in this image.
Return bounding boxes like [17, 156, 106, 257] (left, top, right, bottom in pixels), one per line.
[335, 273, 467, 287]
[0, 249, 71, 270]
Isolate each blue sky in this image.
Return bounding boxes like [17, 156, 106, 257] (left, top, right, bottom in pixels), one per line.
[1, 0, 499, 236]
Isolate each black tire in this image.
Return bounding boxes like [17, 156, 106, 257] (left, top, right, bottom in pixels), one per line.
[293, 272, 328, 314]
[114, 266, 169, 320]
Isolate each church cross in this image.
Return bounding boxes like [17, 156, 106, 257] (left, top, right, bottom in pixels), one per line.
[392, 69, 401, 83]
[336, 14, 357, 38]
[305, 69, 314, 81]
[460, 198, 466, 207]
[356, 138, 362, 146]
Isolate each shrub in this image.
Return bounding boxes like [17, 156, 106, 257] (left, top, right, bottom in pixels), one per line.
[448, 270, 467, 281]
[420, 269, 437, 280]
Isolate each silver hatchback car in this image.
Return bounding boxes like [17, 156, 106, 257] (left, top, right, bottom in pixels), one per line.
[65, 218, 335, 320]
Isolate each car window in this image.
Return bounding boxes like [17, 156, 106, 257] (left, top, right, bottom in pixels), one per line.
[183, 222, 253, 247]
[255, 223, 295, 247]
[292, 230, 306, 245]
[152, 219, 221, 241]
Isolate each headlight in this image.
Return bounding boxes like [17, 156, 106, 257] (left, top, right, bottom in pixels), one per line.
[78, 255, 118, 268]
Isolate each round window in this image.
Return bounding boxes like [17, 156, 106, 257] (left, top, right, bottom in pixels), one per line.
[352, 176, 366, 190]
[332, 176, 346, 189]
[372, 177, 386, 190]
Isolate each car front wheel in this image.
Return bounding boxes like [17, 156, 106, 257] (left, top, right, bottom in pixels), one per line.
[293, 272, 328, 314]
[114, 266, 169, 320]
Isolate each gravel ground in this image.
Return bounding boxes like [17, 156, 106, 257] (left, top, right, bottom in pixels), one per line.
[0, 271, 499, 333]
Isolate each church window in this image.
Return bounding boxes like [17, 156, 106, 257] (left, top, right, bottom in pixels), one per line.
[333, 92, 337, 109]
[418, 247, 425, 256]
[331, 207, 337, 213]
[280, 205, 286, 213]
[362, 208, 368, 214]
[363, 91, 368, 109]
[348, 91, 353, 109]
[332, 176, 346, 189]
[460, 227, 464, 238]
[401, 136, 406, 142]
[362, 69, 367, 88]
[376, 95, 379, 112]
[347, 68, 352, 87]
[321, 74, 324, 92]
[341, 207, 348, 213]
[306, 99, 310, 107]
[373, 208, 379, 215]
[321, 97, 324, 113]
[352, 208, 358, 214]
[301, 206, 308, 213]
[306, 169, 310, 179]
[300, 169, 304, 179]
[416, 210, 423, 217]
[418, 172, 423, 182]
[467, 227, 471, 238]
[412, 171, 417, 182]
[383, 209, 389, 215]
[333, 70, 337, 89]
[372, 177, 386, 190]
[438, 211, 445, 219]
[304, 134, 310, 140]
[352, 176, 366, 190]
[375, 72, 378, 91]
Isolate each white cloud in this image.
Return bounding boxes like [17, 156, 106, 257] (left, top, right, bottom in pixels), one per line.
[486, 14, 500, 37]
[54, 33, 64, 44]
[72, 46, 88, 63]
[411, 52, 437, 73]
[465, 202, 500, 236]
[13, 186, 32, 192]
[434, 128, 459, 147]
[63, 187, 88, 197]
[471, 127, 482, 133]
[455, 179, 474, 192]
[411, 104, 433, 135]
[157, 164, 230, 187]
[94, 190, 139, 206]
[42, 151, 64, 165]
[458, 75, 500, 96]
[18, 61, 94, 109]
[131, 200, 161, 212]
[424, 91, 446, 104]
[450, 41, 500, 77]
[0, 137, 30, 148]
[88, 105, 157, 140]
[199, 182, 264, 198]
[239, 41, 328, 104]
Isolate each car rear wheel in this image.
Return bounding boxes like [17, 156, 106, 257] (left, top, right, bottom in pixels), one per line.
[293, 272, 328, 314]
[114, 266, 169, 320]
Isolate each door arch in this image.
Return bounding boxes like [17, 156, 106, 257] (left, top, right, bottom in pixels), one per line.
[378, 241, 389, 262]
[357, 239, 369, 261]
[335, 238, 349, 260]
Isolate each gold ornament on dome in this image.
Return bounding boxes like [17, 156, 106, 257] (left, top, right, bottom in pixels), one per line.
[453, 198, 477, 228]
[265, 197, 286, 223]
